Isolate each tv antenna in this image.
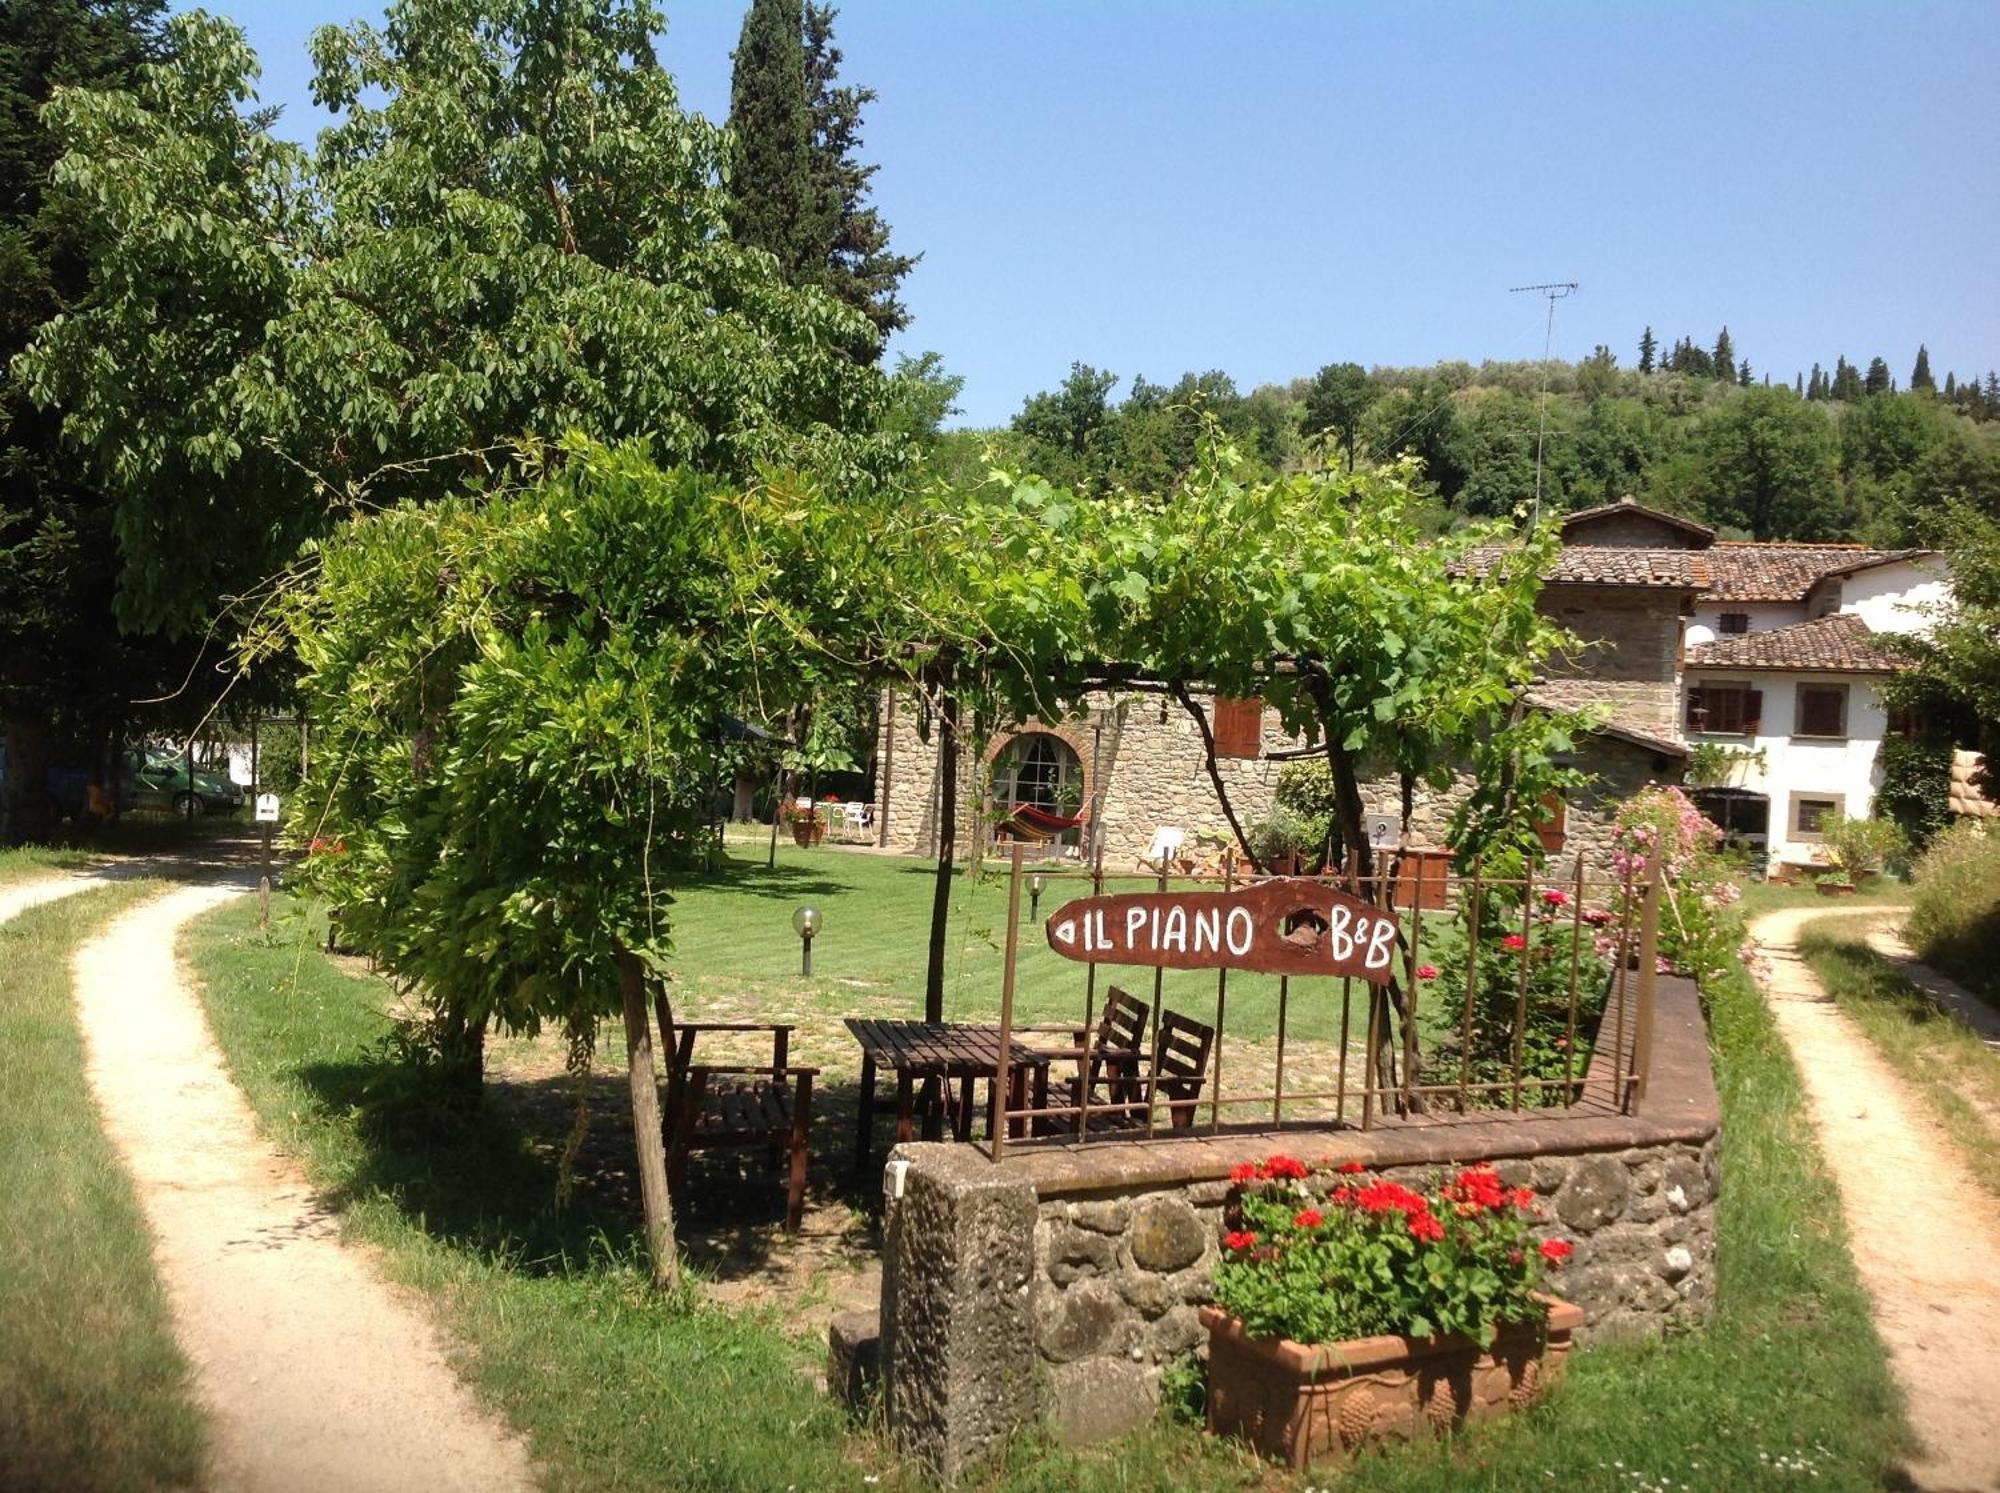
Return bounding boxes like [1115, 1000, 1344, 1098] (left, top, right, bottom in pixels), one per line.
[1510, 280, 1579, 529]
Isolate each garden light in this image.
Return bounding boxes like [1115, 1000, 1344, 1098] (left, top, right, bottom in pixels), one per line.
[791, 904, 822, 976]
[1029, 873, 1046, 923]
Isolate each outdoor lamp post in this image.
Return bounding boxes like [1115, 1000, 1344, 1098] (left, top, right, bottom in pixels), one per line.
[1029, 873, 1046, 923]
[792, 904, 822, 977]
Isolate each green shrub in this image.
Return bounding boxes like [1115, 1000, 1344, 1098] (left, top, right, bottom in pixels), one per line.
[1821, 813, 1905, 881]
[1908, 821, 2000, 982]
[1873, 736, 1952, 852]
[1273, 759, 1339, 868]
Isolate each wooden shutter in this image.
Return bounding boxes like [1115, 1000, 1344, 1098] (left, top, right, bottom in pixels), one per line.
[1212, 697, 1264, 759]
[1535, 791, 1567, 852]
[1743, 689, 1763, 735]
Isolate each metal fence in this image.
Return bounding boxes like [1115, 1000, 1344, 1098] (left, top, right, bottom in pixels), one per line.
[985, 840, 1664, 1161]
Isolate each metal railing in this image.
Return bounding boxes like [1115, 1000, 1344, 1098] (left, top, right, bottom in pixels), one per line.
[987, 841, 1664, 1161]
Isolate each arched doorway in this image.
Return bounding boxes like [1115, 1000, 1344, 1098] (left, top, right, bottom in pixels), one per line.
[993, 731, 1087, 848]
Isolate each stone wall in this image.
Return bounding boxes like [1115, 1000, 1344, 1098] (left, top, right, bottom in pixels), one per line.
[1027, 1134, 1718, 1440]
[870, 973, 1721, 1476]
[1538, 586, 1687, 737]
[874, 686, 1679, 877]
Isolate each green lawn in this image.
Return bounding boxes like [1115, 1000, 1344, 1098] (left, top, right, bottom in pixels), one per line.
[180, 845, 1911, 1491]
[1798, 924, 2000, 1203]
[0, 882, 206, 1492]
[0, 843, 96, 888]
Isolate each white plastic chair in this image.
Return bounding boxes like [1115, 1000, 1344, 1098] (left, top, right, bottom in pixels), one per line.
[1143, 826, 1185, 870]
[843, 802, 868, 832]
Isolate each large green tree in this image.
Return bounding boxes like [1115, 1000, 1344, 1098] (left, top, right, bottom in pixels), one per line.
[1302, 361, 1373, 472]
[16, 0, 898, 636]
[0, 0, 187, 842]
[1693, 386, 1842, 537]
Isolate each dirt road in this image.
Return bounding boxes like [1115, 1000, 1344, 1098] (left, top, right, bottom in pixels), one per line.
[1750, 905, 2000, 1493]
[70, 882, 539, 1493]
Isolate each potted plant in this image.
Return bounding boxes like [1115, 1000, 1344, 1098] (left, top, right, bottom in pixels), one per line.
[1815, 870, 1856, 897]
[785, 801, 826, 847]
[1202, 1156, 1582, 1468]
[1245, 807, 1308, 877]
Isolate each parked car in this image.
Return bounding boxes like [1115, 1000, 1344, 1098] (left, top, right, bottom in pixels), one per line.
[121, 747, 244, 817]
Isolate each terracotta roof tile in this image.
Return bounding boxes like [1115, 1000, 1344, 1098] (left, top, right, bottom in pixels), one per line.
[1700, 543, 1927, 602]
[1460, 546, 1710, 589]
[1559, 497, 1715, 542]
[1684, 613, 1907, 673]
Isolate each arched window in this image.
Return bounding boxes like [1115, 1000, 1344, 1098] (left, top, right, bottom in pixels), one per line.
[997, 732, 1082, 814]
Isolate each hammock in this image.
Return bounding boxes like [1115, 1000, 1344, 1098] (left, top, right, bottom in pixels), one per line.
[1001, 802, 1087, 840]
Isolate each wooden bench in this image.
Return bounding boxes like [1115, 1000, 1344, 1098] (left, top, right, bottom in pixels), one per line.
[653, 988, 817, 1232]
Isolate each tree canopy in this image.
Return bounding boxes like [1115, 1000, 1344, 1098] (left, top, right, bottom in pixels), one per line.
[16, 0, 904, 634]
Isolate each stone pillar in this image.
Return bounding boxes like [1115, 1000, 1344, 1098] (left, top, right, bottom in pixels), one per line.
[880, 1143, 1039, 1482]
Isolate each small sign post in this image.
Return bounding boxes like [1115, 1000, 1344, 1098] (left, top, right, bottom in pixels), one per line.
[254, 794, 279, 930]
[1365, 812, 1402, 851]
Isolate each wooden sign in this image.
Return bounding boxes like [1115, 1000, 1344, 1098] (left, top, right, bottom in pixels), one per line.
[1044, 878, 1402, 983]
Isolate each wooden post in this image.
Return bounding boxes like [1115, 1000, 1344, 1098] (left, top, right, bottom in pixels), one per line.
[1632, 855, 1663, 1108]
[616, 949, 681, 1292]
[992, 844, 1024, 1163]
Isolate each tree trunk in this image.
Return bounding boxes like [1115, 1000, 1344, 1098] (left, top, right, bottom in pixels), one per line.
[435, 996, 487, 1107]
[924, 690, 960, 1023]
[2, 713, 55, 845]
[617, 949, 681, 1292]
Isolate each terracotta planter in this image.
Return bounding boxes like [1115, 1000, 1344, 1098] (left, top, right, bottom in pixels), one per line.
[1816, 880, 1856, 897]
[791, 820, 826, 847]
[1201, 1297, 1583, 1468]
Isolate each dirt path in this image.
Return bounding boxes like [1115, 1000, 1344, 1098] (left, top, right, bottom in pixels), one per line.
[0, 865, 122, 921]
[71, 883, 539, 1493]
[1750, 905, 2000, 1492]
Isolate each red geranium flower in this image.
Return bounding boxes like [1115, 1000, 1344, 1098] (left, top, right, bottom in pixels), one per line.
[1228, 1162, 1257, 1185]
[1224, 1230, 1259, 1252]
[1539, 1238, 1574, 1264]
[1292, 1208, 1324, 1229]
[1356, 1180, 1430, 1217]
[1335, 1160, 1367, 1175]
[1263, 1154, 1309, 1180]
[1501, 933, 1528, 951]
[1414, 963, 1439, 980]
[1511, 1187, 1537, 1210]
[1410, 1213, 1446, 1243]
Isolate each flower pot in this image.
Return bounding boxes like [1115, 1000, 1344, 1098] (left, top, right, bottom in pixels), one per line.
[791, 820, 825, 848]
[1200, 1296, 1583, 1468]
[1816, 881, 1856, 897]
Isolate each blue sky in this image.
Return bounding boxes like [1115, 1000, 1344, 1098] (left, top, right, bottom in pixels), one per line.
[199, 1, 2000, 426]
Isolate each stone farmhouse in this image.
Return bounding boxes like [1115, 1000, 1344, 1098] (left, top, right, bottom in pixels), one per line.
[870, 497, 1948, 877]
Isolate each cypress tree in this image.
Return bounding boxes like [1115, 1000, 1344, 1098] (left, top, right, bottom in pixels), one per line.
[1911, 344, 1935, 392]
[728, 0, 832, 281]
[1738, 359, 1752, 387]
[1832, 357, 1863, 400]
[804, 3, 917, 352]
[1806, 363, 1824, 399]
[1638, 325, 1657, 374]
[1944, 371, 1957, 398]
[1712, 326, 1735, 383]
[1795, 372, 1805, 396]
[1863, 356, 1891, 396]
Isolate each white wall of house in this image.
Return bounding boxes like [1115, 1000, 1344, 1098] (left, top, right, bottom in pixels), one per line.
[1685, 670, 1888, 867]
[1685, 600, 1804, 647]
[1829, 558, 1949, 637]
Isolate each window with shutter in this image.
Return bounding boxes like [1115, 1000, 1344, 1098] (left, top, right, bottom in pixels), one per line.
[1795, 684, 1848, 739]
[1719, 612, 1750, 635]
[1687, 681, 1755, 735]
[1212, 697, 1264, 759]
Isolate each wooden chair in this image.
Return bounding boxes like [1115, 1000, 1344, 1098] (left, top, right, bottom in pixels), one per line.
[1021, 986, 1152, 1134]
[1150, 1008, 1218, 1130]
[652, 987, 817, 1231]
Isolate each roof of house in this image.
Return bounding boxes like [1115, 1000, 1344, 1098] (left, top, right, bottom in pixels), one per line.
[1700, 543, 1929, 603]
[1461, 546, 1710, 590]
[1559, 496, 1716, 545]
[1683, 612, 1908, 673]
[1522, 687, 1688, 759]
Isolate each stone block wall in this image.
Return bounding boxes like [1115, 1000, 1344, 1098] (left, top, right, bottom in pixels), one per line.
[1539, 586, 1687, 737]
[1025, 1135, 1718, 1439]
[873, 973, 1721, 1475]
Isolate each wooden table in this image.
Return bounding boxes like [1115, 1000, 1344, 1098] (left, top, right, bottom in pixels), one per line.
[845, 1019, 1054, 1175]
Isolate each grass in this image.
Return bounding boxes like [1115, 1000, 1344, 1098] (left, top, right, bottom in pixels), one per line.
[0, 842, 97, 888]
[0, 882, 207, 1492]
[1798, 924, 2000, 1203]
[181, 846, 1913, 1492]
